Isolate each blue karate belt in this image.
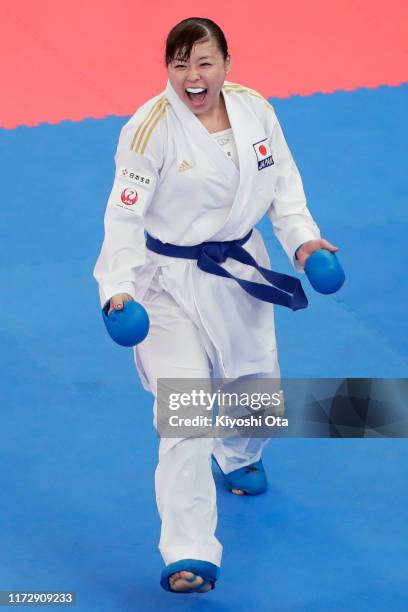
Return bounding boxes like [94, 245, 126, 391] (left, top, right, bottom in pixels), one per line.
[145, 229, 308, 311]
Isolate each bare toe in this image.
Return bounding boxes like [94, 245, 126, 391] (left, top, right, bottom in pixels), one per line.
[197, 581, 213, 593]
[232, 488, 246, 495]
[169, 570, 204, 592]
[168, 571, 181, 587]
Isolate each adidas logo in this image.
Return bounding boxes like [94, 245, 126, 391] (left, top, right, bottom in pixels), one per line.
[178, 160, 193, 172]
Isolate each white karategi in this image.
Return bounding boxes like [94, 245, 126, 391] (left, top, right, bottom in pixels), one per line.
[93, 79, 321, 568]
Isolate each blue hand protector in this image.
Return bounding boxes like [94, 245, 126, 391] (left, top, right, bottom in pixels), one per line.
[102, 300, 149, 347]
[304, 249, 345, 294]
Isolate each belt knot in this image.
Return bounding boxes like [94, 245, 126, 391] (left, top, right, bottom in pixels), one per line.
[202, 241, 231, 264]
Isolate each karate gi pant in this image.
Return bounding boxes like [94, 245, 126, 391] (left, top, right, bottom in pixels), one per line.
[134, 268, 280, 568]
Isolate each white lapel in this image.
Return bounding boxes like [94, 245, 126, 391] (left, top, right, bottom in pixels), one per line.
[165, 80, 239, 186]
[211, 83, 267, 239]
[165, 80, 266, 241]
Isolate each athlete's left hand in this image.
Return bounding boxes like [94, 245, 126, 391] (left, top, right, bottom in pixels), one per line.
[296, 239, 339, 268]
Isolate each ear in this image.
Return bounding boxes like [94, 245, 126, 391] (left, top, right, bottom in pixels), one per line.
[225, 55, 231, 74]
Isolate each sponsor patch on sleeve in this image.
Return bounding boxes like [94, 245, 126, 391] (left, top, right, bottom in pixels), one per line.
[117, 166, 154, 188]
[109, 167, 155, 215]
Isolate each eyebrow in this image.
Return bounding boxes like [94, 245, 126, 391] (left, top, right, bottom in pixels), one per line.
[174, 55, 213, 63]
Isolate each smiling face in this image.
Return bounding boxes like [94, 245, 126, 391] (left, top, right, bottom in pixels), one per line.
[167, 37, 231, 116]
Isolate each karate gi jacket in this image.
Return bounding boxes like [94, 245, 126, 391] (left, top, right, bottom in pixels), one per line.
[93, 80, 321, 380]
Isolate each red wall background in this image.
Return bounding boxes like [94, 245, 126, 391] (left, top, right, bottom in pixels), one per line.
[2, 0, 407, 128]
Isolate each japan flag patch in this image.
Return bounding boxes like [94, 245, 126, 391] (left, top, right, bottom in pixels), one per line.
[253, 139, 274, 170]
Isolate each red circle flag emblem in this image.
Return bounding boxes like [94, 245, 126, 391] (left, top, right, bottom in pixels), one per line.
[121, 188, 138, 206]
[258, 144, 267, 157]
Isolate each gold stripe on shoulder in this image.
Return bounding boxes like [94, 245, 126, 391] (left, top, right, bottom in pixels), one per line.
[139, 101, 169, 155]
[130, 96, 165, 151]
[224, 83, 263, 99]
[130, 96, 168, 154]
[132, 97, 168, 154]
[223, 82, 274, 111]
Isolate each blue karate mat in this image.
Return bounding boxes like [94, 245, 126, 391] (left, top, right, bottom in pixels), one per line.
[0, 83, 407, 610]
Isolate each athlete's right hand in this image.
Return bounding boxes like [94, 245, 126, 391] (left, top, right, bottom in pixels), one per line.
[108, 293, 134, 316]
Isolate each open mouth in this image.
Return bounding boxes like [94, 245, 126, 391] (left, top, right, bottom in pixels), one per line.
[185, 87, 207, 105]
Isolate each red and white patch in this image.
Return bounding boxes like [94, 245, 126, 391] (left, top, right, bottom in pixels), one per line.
[109, 163, 155, 216]
[253, 139, 274, 170]
[120, 188, 138, 206]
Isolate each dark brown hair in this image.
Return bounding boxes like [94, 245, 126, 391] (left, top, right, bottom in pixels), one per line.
[165, 17, 229, 66]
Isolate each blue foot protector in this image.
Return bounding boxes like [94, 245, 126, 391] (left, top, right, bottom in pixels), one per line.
[160, 558, 220, 593]
[213, 456, 268, 495]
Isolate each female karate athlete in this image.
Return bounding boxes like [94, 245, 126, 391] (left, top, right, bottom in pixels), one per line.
[93, 17, 338, 594]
